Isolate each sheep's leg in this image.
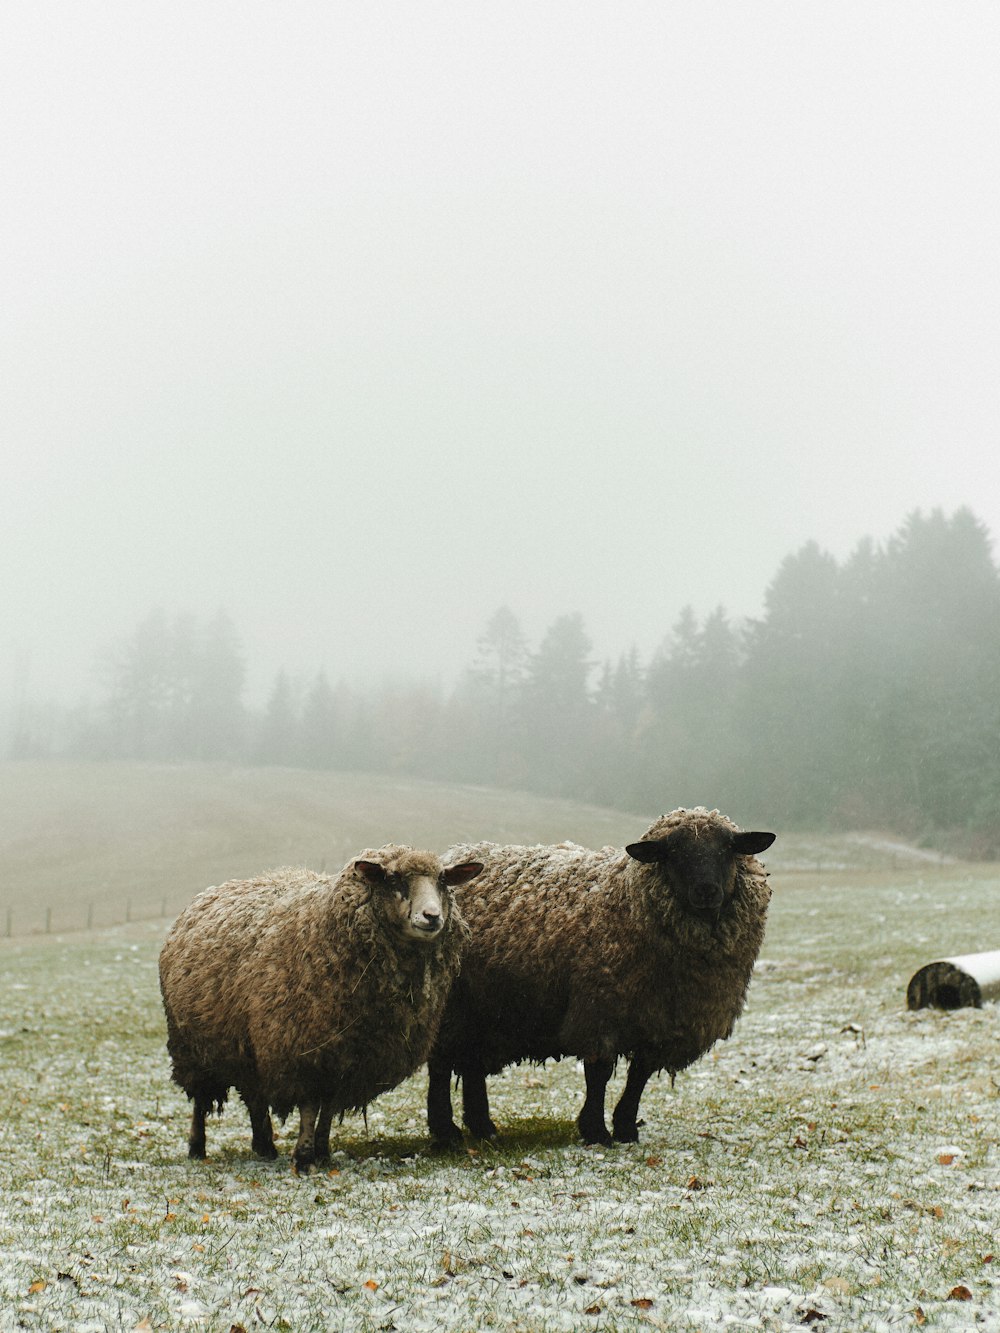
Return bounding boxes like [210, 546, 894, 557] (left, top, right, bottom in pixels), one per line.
[187, 1095, 210, 1159]
[427, 1056, 463, 1144]
[460, 1059, 497, 1140]
[612, 1054, 654, 1143]
[314, 1103, 334, 1162]
[243, 1092, 278, 1160]
[578, 1058, 614, 1146]
[292, 1102, 319, 1174]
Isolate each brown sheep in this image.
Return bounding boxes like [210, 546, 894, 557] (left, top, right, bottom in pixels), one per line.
[427, 808, 774, 1146]
[160, 846, 482, 1171]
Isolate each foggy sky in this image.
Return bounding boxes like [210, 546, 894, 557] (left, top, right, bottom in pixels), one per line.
[4, 2, 999, 705]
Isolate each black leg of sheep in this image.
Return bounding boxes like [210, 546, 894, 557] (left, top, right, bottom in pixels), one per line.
[427, 1057, 464, 1145]
[460, 1058, 498, 1140]
[241, 1091, 278, 1160]
[611, 1054, 654, 1143]
[578, 1058, 615, 1146]
[314, 1103, 334, 1162]
[187, 1095, 210, 1159]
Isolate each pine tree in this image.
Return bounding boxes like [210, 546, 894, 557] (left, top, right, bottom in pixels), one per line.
[298, 670, 338, 768]
[256, 670, 299, 766]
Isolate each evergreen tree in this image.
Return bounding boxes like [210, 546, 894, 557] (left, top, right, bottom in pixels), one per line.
[256, 670, 299, 765]
[520, 612, 596, 797]
[874, 508, 1000, 831]
[297, 670, 338, 769]
[102, 608, 175, 759]
[462, 606, 530, 784]
[738, 542, 843, 823]
[188, 610, 247, 760]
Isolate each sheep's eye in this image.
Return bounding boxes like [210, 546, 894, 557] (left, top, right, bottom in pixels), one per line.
[394, 879, 410, 899]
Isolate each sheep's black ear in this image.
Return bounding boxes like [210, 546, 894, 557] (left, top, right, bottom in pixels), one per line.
[625, 838, 671, 863]
[355, 860, 387, 884]
[732, 832, 775, 856]
[443, 861, 484, 887]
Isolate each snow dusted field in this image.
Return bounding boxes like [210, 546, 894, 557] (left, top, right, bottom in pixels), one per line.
[0, 857, 996, 1332]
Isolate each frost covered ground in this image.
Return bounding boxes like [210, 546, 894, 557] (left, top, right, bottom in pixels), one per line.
[0, 860, 997, 1332]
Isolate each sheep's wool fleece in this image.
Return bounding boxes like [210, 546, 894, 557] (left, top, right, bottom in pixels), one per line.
[160, 847, 468, 1122]
[439, 808, 771, 1077]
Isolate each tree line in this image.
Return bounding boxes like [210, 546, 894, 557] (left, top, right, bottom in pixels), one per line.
[11, 508, 1000, 853]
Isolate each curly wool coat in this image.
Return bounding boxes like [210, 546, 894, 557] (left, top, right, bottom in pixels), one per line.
[430, 808, 772, 1142]
[160, 847, 469, 1130]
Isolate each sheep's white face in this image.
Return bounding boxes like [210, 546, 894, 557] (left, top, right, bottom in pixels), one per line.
[356, 860, 483, 943]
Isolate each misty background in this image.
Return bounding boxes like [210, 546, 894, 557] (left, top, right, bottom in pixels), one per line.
[4, 4, 1000, 847]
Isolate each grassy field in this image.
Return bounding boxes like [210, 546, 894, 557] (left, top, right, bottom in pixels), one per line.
[0, 763, 997, 1331]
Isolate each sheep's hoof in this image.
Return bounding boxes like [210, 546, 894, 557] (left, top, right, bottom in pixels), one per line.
[187, 1142, 207, 1160]
[430, 1121, 465, 1148]
[578, 1118, 613, 1147]
[464, 1119, 498, 1142]
[253, 1141, 279, 1160]
[612, 1123, 640, 1143]
[292, 1153, 316, 1176]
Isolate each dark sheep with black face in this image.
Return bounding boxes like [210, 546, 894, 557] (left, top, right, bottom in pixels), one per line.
[427, 807, 775, 1147]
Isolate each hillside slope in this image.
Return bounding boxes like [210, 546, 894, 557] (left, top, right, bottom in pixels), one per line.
[0, 761, 964, 936]
[0, 762, 644, 933]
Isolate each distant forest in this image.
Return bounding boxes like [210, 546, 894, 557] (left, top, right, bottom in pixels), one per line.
[11, 508, 1000, 854]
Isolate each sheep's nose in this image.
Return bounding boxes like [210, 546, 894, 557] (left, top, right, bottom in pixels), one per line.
[420, 911, 442, 929]
[688, 883, 723, 912]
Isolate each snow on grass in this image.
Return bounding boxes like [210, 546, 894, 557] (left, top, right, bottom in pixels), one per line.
[0, 863, 997, 1332]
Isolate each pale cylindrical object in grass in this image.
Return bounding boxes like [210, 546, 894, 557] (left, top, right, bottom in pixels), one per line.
[906, 950, 1000, 1010]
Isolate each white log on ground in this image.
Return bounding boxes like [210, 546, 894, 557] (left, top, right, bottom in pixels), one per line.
[906, 950, 1000, 1010]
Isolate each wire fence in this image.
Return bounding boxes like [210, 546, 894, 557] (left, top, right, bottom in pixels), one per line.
[0, 852, 349, 939]
[0, 844, 962, 939]
[1, 897, 180, 939]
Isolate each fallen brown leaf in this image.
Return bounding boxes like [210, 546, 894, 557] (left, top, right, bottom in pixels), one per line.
[949, 1285, 973, 1301]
